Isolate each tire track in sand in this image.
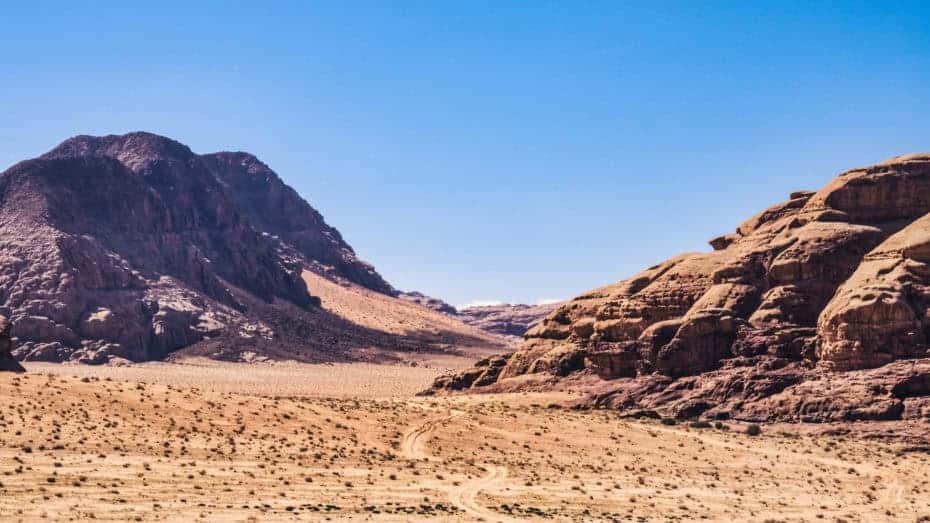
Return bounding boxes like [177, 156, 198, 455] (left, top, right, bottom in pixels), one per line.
[401, 410, 520, 522]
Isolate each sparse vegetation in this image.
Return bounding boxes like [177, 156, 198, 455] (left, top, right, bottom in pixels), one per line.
[0, 363, 927, 521]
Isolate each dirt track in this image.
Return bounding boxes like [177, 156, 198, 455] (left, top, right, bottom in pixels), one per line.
[401, 411, 519, 522]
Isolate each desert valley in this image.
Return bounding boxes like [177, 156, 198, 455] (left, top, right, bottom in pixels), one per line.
[0, 132, 929, 521]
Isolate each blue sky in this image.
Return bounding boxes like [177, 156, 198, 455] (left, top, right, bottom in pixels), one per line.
[2, 2, 929, 306]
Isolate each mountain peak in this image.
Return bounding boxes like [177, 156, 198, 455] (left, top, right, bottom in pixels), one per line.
[43, 132, 196, 172]
[0, 132, 405, 364]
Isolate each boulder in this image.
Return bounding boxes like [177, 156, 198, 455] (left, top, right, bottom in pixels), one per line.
[0, 316, 24, 372]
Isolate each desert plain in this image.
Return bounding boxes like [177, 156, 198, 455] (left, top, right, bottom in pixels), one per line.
[2, 359, 929, 522]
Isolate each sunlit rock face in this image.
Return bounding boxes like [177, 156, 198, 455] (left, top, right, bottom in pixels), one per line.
[429, 154, 930, 422]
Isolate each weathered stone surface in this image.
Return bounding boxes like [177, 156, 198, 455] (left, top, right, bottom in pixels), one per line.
[818, 212, 930, 370]
[0, 134, 312, 363]
[584, 357, 930, 423]
[588, 342, 639, 379]
[427, 353, 513, 392]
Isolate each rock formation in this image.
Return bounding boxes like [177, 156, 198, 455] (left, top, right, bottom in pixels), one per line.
[0, 316, 24, 372]
[0, 132, 487, 365]
[428, 154, 930, 423]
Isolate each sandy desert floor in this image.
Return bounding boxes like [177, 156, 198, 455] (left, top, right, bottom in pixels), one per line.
[2, 362, 930, 522]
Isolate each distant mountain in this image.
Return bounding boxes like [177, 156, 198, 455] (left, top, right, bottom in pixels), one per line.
[0, 132, 503, 364]
[456, 302, 560, 337]
[397, 292, 458, 315]
[397, 292, 559, 338]
[429, 154, 930, 426]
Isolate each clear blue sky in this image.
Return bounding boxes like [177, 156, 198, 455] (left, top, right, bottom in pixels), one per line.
[2, 2, 929, 307]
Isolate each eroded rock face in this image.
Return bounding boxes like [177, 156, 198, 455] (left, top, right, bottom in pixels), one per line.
[818, 212, 930, 370]
[0, 132, 396, 364]
[430, 153, 930, 423]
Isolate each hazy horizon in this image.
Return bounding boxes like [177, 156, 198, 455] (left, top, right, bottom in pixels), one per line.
[3, 1, 929, 306]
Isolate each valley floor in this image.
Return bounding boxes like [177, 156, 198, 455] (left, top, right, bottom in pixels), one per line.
[1, 361, 929, 522]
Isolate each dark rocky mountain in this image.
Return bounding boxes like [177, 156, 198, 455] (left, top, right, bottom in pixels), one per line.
[429, 154, 930, 426]
[0, 132, 493, 365]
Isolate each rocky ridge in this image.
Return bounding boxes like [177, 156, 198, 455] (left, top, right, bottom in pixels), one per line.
[429, 154, 930, 426]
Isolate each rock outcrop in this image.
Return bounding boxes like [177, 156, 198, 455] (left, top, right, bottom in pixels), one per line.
[818, 212, 930, 370]
[428, 153, 930, 424]
[0, 316, 24, 372]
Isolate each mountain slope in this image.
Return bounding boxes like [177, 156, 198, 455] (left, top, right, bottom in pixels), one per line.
[201, 152, 395, 294]
[0, 132, 505, 364]
[429, 154, 930, 425]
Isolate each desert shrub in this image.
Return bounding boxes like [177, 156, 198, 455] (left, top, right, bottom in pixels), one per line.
[746, 424, 762, 436]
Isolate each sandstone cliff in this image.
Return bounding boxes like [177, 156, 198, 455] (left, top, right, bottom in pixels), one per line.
[429, 154, 930, 424]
